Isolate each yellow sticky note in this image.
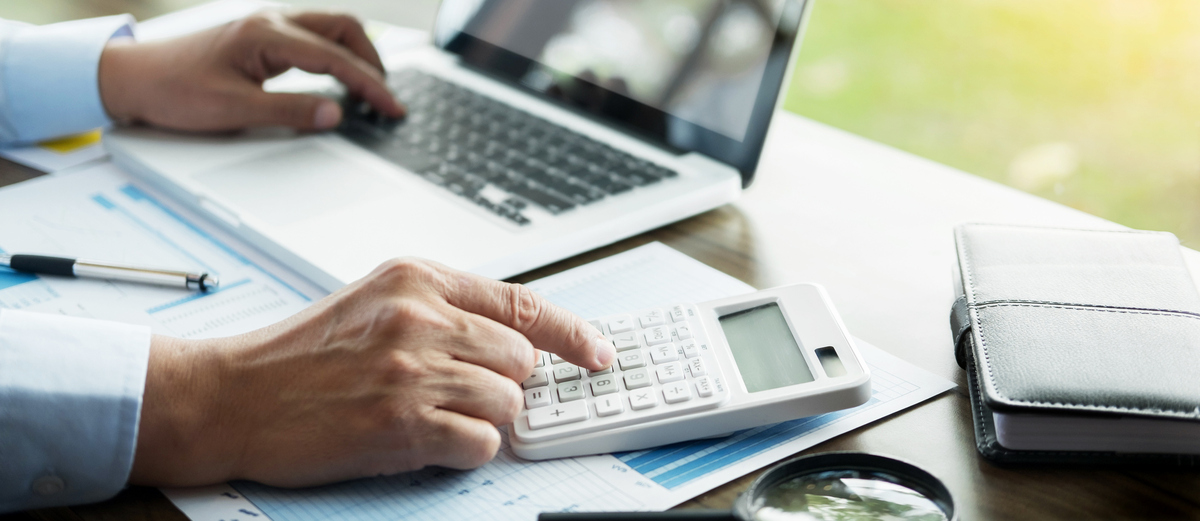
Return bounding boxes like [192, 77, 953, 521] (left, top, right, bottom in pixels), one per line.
[40, 129, 102, 154]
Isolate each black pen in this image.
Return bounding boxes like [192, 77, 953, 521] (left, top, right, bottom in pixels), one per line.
[0, 254, 219, 292]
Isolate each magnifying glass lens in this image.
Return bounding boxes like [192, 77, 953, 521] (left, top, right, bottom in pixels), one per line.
[751, 470, 949, 521]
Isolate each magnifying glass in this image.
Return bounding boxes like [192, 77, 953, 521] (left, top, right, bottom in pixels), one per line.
[539, 452, 956, 521]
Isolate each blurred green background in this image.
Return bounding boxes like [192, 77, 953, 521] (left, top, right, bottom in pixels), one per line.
[4, 0, 1198, 246]
[787, 0, 1200, 247]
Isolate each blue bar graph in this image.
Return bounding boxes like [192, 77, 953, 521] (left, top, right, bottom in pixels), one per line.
[0, 267, 37, 292]
[0, 246, 37, 292]
[617, 399, 877, 490]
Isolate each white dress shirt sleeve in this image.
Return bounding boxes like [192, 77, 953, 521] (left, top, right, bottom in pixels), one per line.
[0, 309, 151, 513]
[0, 15, 135, 145]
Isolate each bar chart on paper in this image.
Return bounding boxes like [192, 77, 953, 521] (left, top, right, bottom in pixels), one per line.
[169, 243, 953, 521]
[0, 165, 318, 338]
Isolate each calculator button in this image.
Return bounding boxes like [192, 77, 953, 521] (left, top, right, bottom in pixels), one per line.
[528, 401, 589, 429]
[523, 368, 549, 389]
[638, 309, 665, 328]
[589, 366, 613, 376]
[644, 326, 671, 346]
[629, 389, 658, 410]
[623, 368, 652, 389]
[553, 364, 581, 383]
[650, 343, 679, 364]
[595, 395, 624, 417]
[656, 362, 684, 383]
[590, 375, 619, 396]
[612, 332, 639, 351]
[608, 316, 635, 334]
[551, 353, 567, 365]
[673, 324, 693, 341]
[681, 340, 699, 359]
[686, 357, 708, 377]
[534, 353, 546, 368]
[669, 305, 687, 323]
[525, 387, 551, 409]
[557, 381, 585, 402]
[589, 320, 605, 334]
[662, 381, 691, 404]
[618, 350, 646, 370]
[694, 376, 714, 398]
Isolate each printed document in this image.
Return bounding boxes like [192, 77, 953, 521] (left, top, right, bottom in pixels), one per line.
[163, 244, 955, 520]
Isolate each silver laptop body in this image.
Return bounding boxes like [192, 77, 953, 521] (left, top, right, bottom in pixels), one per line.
[107, 0, 811, 291]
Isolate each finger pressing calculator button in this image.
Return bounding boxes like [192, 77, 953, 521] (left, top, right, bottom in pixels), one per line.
[644, 326, 670, 346]
[638, 309, 665, 328]
[650, 343, 679, 364]
[523, 368, 549, 389]
[669, 305, 687, 323]
[618, 350, 646, 370]
[694, 376, 714, 398]
[590, 375, 619, 396]
[612, 332, 639, 351]
[681, 340, 699, 359]
[623, 368, 652, 389]
[595, 395, 624, 417]
[534, 353, 546, 368]
[686, 357, 707, 377]
[528, 401, 589, 430]
[608, 316, 635, 334]
[673, 324, 693, 341]
[656, 362, 684, 384]
[589, 366, 613, 376]
[662, 381, 691, 404]
[629, 389, 658, 410]
[525, 387, 551, 409]
[557, 382, 585, 402]
[553, 364, 581, 383]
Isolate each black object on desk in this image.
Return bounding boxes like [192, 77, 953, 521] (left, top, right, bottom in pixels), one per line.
[951, 224, 1200, 466]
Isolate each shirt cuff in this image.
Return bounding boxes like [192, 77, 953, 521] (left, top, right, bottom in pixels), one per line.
[0, 310, 151, 513]
[1, 15, 135, 144]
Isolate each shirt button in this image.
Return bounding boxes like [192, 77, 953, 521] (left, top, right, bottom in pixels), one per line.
[32, 475, 65, 496]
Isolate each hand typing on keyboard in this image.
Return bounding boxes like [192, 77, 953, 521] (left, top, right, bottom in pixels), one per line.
[128, 258, 616, 488]
[98, 10, 405, 133]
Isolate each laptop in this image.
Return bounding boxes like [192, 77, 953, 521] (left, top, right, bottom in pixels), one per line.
[106, 0, 811, 291]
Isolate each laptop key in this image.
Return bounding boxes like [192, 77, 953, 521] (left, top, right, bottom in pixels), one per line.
[380, 145, 438, 174]
[507, 181, 576, 214]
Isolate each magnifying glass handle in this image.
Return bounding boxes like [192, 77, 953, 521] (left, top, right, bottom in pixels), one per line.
[539, 510, 739, 521]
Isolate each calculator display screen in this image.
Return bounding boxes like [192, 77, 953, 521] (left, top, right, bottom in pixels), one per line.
[719, 303, 814, 392]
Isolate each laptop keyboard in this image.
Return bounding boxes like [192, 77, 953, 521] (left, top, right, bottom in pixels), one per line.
[338, 70, 677, 226]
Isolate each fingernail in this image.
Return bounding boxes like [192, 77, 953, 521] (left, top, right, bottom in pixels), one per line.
[314, 101, 342, 129]
[594, 337, 616, 368]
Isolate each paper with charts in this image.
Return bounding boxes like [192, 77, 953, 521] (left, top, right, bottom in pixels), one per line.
[0, 164, 322, 337]
[164, 243, 954, 520]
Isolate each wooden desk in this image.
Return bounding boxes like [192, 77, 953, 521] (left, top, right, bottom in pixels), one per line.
[5, 112, 1200, 521]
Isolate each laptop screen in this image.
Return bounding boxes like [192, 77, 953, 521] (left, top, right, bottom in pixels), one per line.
[434, 0, 808, 184]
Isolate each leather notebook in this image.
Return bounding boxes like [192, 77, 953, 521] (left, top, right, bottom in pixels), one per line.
[950, 223, 1200, 466]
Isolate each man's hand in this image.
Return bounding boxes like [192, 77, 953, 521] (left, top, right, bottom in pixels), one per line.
[129, 259, 615, 487]
[98, 11, 404, 132]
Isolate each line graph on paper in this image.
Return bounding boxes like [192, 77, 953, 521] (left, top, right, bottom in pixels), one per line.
[0, 171, 315, 339]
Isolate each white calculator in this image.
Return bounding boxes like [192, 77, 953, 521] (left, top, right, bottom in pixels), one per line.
[510, 283, 871, 460]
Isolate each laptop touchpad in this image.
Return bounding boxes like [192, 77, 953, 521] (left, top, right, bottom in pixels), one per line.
[192, 144, 397, 226]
